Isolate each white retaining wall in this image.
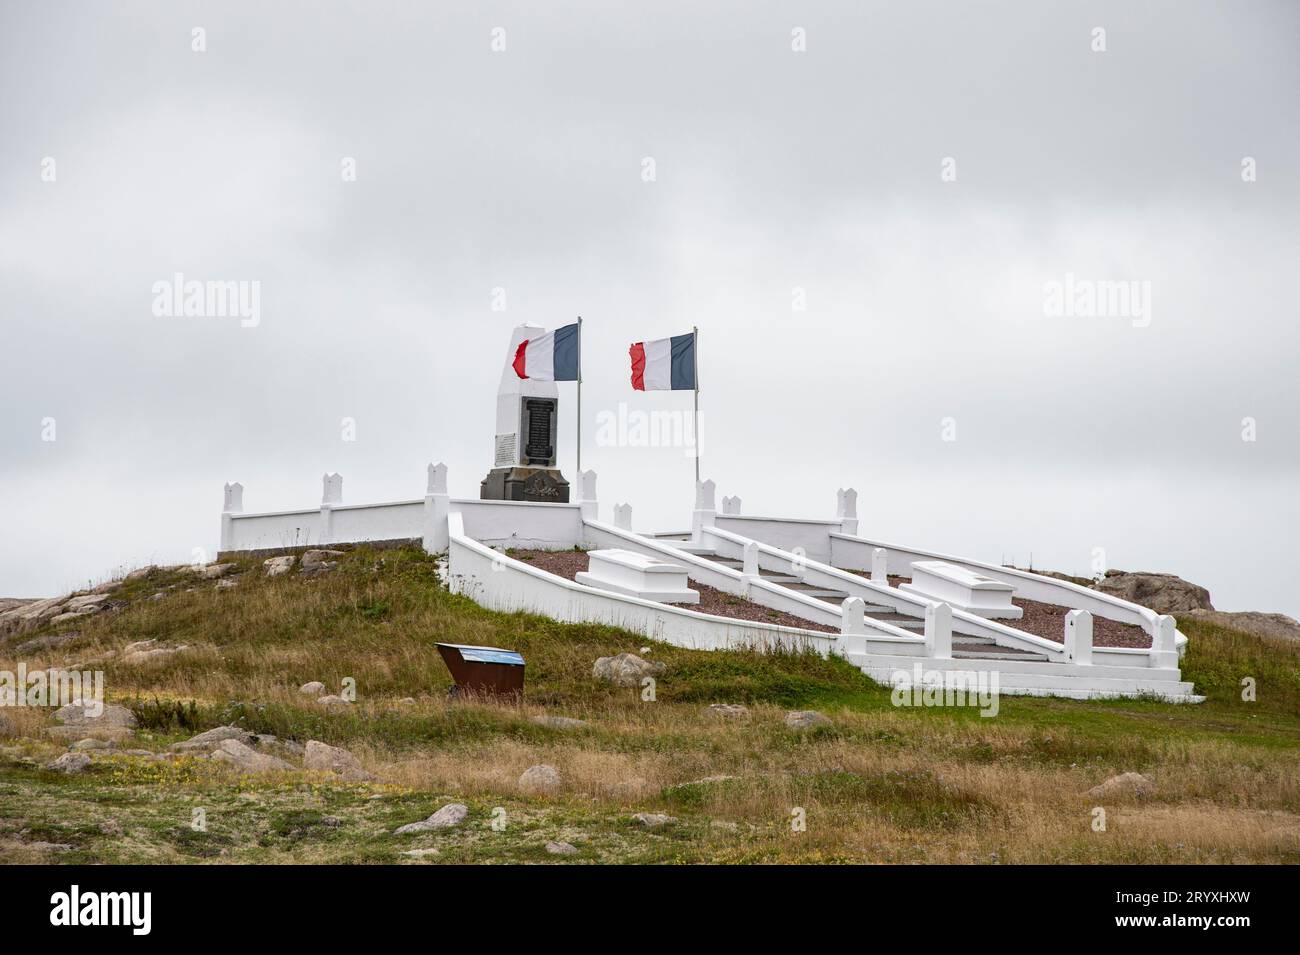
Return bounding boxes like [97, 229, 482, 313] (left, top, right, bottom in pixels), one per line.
[711, 514, 843, 564]
[220, 465, 584, 554]
[456, 499, 583, 550]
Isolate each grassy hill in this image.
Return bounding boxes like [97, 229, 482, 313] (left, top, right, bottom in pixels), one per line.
[1, 545, 1298, 864]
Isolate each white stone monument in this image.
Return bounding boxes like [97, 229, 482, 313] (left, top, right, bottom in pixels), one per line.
[480, 324, 570, 502]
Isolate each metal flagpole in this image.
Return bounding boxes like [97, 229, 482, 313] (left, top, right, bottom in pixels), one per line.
[576, 316, 583, 481]
[692, 325, 700, 484]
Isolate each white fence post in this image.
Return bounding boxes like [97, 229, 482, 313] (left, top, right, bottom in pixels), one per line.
[837, 487, 859, 536]
[423, 462, 449, 553]
[319, 472, 342, 544]
[871, 546, 888, 583]
[722, 495, 741, 515]
[1064, 609, 1093, 665]
[614, 502, 633, 531]
[322, 472, 342, 504]
[221, 482, 244, 552]
[840, 596, 867, 658]
[692, 478, 717, 542]
[1151, 614, 1179, 669]
[742, 541, 760, 577]
[925, 601, 952, 660]
[579, 469, 598, 521]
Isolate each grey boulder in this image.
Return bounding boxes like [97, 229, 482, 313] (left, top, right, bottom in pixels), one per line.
[706, 703, 750, 719]
[301, 549, 345, 572]
[530, 715, 588, 730]
[785, 710, 832, 730]
[632, 812, 675, 828]
[518, 764, 562, 794]
[1085, 772, 1156, 800]
[592, 652, 665, 688]
[263, 555, 296, 577]
[395, 803, 469, 834]
[48, 752, 92, 774]
[211, 738, 294, 773]
[54, 702, 137, 729]
[304, 740, 376, 781]
[169, 726, 254, 751]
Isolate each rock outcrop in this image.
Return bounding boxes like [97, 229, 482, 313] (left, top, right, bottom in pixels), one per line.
[1095, 571, 1212, 614]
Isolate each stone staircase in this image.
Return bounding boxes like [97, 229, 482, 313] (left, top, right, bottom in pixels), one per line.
[670, 541, 1049, 663]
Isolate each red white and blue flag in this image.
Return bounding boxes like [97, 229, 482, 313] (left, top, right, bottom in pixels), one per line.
[512, 322, 580, 381]
[629, 331, 696, 391]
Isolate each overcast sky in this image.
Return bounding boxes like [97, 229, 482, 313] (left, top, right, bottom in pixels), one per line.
[2, 1, 1297, 618]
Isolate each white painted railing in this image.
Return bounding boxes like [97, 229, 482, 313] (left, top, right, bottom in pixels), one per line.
[700, 524, 1072, 664]
[584, 518, 922, 644]
[220, 464, 582, 555]
[829, 531, 1186, 661]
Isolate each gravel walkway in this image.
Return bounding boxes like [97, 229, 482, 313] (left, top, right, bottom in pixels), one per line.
[1011, 597, 1150, 648]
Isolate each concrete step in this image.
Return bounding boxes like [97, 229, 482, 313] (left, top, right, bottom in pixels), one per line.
[951, 642, 1050, 663]
[948, 632, 1059, 663]
[866, 613, 925, 630]
[856, 659, 1199, 701]
[852, 651, 1191, 685]
[668, 543, 718, 557]
[790, 585, 850, 599]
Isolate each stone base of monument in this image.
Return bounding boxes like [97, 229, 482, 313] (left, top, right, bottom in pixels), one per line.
[575, 549, 699, 604]
[480, 466, 571, 504]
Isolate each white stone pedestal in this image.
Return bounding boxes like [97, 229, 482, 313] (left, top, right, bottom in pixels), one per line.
[576, 549, 699, 604]
[900, 560, 1023, 619]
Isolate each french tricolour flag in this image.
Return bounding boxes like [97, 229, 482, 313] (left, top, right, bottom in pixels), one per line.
[512, 322, 580, 381]
[629, 331, 696, 391]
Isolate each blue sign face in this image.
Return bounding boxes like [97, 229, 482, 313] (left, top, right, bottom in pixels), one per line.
[438, 643, 525, 667]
